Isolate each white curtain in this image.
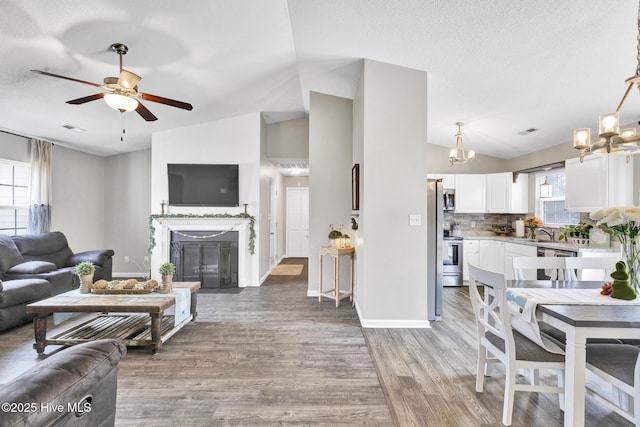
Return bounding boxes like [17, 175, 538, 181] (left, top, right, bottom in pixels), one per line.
[27, 139, 53, 233]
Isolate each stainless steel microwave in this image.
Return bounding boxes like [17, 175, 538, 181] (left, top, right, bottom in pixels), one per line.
[443, 189, 455, 211]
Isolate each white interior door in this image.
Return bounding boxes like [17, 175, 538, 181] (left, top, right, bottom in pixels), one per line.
[286, 187, 309, 257]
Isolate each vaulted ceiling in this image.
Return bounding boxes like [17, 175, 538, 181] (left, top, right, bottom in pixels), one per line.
[1, 0, 638, 159]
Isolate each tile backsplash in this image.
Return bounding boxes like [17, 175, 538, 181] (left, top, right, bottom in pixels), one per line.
[444, 212, 523, 237]
[444, 212, 591, 237]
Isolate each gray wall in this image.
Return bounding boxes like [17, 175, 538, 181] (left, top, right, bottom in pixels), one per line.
[259, 115, 281, 274]
[308, 92, 354, 294]
[50, 145, 105, 252]
[427, 143, 510, 174]
[104, 149, 152, 275]
[0, 132, 30, 162]
[355, 59, 429, 326]
[0, 133, 108, 253]
[266, 117, 309, 159]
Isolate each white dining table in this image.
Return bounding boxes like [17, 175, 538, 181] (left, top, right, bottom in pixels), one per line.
[509, 280, 640, 427]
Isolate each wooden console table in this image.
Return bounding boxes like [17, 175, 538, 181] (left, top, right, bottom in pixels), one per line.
[319, 246, 355, 307]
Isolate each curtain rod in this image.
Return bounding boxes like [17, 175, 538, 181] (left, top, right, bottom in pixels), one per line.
[0, 128, 54, 145]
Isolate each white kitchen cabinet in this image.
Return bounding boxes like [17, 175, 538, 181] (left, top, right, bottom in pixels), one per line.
[427, 174, 455, 189]
[511, 173, 529, 213]
[494, 241, 505, 272]
[455, 174, 486, 213]
[463, 239, 479, 281]
[504, 242, 537, 280]
[486, 172, 529, 213]
[486, 173, 511, 213]
[478, 240, 504, 273]
[565, 155, 634, 212]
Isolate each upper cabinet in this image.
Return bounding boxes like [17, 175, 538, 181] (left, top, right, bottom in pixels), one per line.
[485, 172, 529, 214]
[427, 173, 455, 189]
[565, 155, 634, 212]
[455, 174, 486, 213]
[428, 171, 529, 213]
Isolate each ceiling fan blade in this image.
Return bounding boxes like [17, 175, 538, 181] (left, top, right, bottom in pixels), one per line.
[31, 70, 102, 87]
[135, 102, 158, 122]
[138, 92, 193, 111]
[66, 93, 105, 105]
[118, 69, 141, 90]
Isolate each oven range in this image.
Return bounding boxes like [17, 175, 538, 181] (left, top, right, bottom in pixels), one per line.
[443, 235, 463, 286]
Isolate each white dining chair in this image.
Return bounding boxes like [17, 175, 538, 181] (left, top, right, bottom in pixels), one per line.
[565, 256, 621, 281]
[468, 263, 565, 426]
[512, 256, 568, 281]
[586, 343, 640, 426]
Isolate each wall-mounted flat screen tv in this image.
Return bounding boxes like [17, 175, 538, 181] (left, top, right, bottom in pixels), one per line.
[168, 164, 239, 207]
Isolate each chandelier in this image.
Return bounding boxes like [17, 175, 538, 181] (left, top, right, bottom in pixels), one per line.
[449, 122, 475, 166]
[573, 2, 640, 163]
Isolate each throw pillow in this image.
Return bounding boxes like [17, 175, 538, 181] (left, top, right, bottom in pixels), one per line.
[0, 235, 25, 273]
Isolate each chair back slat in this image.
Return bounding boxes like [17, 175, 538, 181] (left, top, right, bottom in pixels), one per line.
[468, 263, 513, 351]
[512, 256, 568, 280]
[565, 256, 621, 281]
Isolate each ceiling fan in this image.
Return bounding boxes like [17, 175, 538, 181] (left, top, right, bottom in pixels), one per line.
[31, 43, 193, 122]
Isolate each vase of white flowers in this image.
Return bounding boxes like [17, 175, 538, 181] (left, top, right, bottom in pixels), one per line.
[590, 206, 640, 292]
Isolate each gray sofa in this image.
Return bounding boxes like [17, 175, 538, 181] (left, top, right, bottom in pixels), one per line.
[0, 231, 114, 331]
[0, 339, 127, 427]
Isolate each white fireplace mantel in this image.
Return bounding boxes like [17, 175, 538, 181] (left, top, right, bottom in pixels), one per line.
[149, 216, 257, 287]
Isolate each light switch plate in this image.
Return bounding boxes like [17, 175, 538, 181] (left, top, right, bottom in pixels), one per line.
[409, 214, 421, 226]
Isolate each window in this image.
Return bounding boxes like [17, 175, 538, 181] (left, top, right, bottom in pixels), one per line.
[534, 169, 580, 227]
[0, 160, 30, 235]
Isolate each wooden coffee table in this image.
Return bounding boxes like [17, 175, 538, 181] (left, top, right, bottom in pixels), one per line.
[26, 282, 200, 355]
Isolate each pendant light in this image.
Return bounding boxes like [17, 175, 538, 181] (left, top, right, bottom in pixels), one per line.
[540, 167, 552, 198]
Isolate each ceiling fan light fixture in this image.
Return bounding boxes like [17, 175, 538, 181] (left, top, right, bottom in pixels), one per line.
[104, 93, 138, 112]
[118, 70, 141, 90]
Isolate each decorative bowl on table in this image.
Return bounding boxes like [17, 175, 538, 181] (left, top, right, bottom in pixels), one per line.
[90, 278, 159, 294]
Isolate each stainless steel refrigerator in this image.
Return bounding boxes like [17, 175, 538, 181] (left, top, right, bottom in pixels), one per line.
[427, 179, 443, 321]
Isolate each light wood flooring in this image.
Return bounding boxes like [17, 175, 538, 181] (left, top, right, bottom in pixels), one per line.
[0, 258, 632, 426]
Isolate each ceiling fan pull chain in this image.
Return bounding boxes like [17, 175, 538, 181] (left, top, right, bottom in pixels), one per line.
[121, 113, 125, 143]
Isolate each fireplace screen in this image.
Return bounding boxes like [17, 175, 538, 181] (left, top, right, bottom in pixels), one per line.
[170, 231, 239, 289]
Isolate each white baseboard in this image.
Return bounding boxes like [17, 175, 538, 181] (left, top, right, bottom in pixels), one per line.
[360, 318, 432, 328]
[310, 291, 430, 328]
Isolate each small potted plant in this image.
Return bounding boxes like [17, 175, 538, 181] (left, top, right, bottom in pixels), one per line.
[158, 262, 175, 293]
[75, 261, 95, 294]
[328, 224, 342, 248]
[558, 221, 593, 246]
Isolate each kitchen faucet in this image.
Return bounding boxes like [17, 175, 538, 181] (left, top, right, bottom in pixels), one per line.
[537, 228, 554, 241]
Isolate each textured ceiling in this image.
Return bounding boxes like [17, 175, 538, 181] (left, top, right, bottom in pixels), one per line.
[1, 0, 638, 159]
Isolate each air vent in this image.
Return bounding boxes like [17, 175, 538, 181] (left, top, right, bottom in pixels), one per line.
[275, 162, 308, 169]
[517, 128, 539, 136]
[62, 124, 86, 133]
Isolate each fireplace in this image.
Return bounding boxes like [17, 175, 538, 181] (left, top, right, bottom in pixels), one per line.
[150, 216, 256, 287]
[170, 231, 239, 289]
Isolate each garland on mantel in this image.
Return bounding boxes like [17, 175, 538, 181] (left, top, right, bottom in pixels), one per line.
[148, 213, 256, 255]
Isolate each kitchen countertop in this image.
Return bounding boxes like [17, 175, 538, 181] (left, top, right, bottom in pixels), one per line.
[459, 235, 619, 253]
